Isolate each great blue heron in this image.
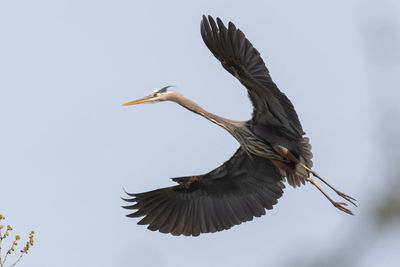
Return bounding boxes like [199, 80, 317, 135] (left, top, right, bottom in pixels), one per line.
[122, 15, 356, 236]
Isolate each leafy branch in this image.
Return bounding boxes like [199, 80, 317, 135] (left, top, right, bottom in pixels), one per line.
[0, 215, 35, 267]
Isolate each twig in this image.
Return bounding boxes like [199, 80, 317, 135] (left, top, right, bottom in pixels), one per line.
[9, 254, 23, 267]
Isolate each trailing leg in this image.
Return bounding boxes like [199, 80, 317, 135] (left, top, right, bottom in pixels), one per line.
[272, 144, 356, 206]
[306, 177, 354, 215]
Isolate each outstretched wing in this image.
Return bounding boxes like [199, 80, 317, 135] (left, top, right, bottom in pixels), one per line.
[200, 15, 304, 139]
[123, 148, 285, 236]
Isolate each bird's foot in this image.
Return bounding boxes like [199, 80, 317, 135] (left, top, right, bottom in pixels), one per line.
[333, 202, 354, 215]
[337, 191, 357, 207]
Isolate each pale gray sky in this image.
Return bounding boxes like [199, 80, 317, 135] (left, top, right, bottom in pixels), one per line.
[1, 0, 399, 266]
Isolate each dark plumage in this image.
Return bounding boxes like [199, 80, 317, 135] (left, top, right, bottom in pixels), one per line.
[122, 15, 356, 236]
[123, 149, 284, 236]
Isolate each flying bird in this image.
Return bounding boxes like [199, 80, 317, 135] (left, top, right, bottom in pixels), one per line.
[122, 15, 356, 236]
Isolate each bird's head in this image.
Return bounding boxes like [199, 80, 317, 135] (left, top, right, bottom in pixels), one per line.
[122, 86, 174, 106]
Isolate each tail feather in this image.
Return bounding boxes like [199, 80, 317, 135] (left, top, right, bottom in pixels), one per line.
[286, 137, 313, 188]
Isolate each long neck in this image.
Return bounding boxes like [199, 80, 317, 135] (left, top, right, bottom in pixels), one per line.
[166, 91, 240, 133]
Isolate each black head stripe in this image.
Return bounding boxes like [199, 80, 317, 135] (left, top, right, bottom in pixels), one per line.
[158, 85, 174, 93]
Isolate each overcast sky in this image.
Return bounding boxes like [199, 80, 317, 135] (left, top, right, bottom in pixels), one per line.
[1, 0, 399, 266]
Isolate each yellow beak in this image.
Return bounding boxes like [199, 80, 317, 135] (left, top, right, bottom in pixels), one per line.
[122, 96, 156, 106]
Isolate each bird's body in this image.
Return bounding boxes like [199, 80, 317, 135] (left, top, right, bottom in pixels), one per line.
[122, 15, 356, 236]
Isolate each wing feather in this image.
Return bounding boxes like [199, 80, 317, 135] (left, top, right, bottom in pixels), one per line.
[201, 15, 304, 138]
[123, 148, 284, 236]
